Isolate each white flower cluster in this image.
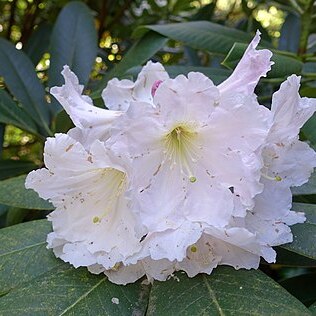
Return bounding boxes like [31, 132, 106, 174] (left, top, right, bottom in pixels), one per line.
[26, 32, 316, 285]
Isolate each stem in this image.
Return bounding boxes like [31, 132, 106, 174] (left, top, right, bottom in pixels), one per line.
[298, 0, 314, 57]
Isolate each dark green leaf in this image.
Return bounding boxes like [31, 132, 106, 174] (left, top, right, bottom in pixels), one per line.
[281, 203, 316, 260]
[0, 219, 150, 315]
[147, 267, 310, 315]
[292, 172, 316, 196]
[133, 21, 265, 55]
[275, 247, 316, 267]
[0, 220, 60, 296]
[0, 38, 51, 136]
[278, 13, 301, 53]
[5, 207, 27, 227]
[0, 89, 38, 135]
[222, 42, 303, 78]
[0, 175, 53, 210]
[310, 302, 316, 314]
[24, 23, 52, 66]
[0, 160, 37, 180]
[279, 272, 316, 306]
[302, 113, 316, 149]
[93, 31, 167, 98]
[49, 1, 97, 113]
[0, 124, 3, 158]
[126, 66, 231, 85]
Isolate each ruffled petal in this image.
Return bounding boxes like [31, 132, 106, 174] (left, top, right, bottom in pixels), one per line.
[102, 61, 169, 110]
[218, 31, 273, 96]
[51, 66, 121, 142]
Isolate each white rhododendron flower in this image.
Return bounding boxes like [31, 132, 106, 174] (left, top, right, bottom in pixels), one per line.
[26, 31, 316, 285]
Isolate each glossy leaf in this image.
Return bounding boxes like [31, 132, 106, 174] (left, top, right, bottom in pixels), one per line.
[0, 175, 53, 210]
[281, 203, 316, 260]
[279, 273, 316, 306]
[0, 38, 51, 136]
[0, 160, 37, 181]
[0, 220, 150, 315]
[49, 1, 97, 113]
[310, 302, 316, 314]
[94, 31, 167, 98]
[292, 172, 316, 195]
[0, 89, 38, 135]
[275, 247, 316, 267]
[147, 267, 309, 315]
[222, 42, 303, 78]
[134, 21, 265, 55]
[278, 13, 301, 53]
[24, 23, 52, 66]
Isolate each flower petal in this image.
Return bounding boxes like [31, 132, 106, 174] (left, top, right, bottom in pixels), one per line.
[102, 61, 169, 110]
[218, 31, 273, 96]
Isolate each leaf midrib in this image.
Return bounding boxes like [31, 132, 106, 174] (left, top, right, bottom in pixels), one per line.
[0, 241, 46, 258]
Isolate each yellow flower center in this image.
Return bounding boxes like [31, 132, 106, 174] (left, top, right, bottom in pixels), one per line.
[163, 124, 199, 182]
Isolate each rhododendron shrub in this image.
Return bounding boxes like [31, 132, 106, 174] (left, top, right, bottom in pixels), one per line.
[26, 32, 316, 285]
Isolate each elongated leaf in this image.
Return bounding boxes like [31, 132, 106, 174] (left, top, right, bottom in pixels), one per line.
[292, 172, 316, 195]
[222, 42, 303, 78]
[93, 31, 168, 98]
[310, 302, 316, 314]
[24, 23, 52, 66]
[134, 21, 265, 56]
[302, 114, 316, 148]
[0, 220, 150, 315]
[0, 89, 38, 135]
[275, 247, 316, 267]
[126, 66, 231, 85]
[0, 220, 59, 295]
[0, 124, 3, 158]
[281, 203, 316, 260]
[0, 175, 53, 210]
[147, 267, 309, 315]
[49, 1, 97, 113]
[0, 38, 51, 136]
[0, 160, 37, 180]
[280, 273, 316, 306]
[278, 13, 301, 53]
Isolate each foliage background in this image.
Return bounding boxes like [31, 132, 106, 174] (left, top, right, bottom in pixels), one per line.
[0, 0, 316, 314]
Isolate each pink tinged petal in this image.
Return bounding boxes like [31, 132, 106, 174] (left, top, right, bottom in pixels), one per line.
[102, 61, 169, 110]
[218, 31, 273, 95]
[50, 66, 121, 140]
[151, 80, 163, 97]
[270, 75, 316, 141]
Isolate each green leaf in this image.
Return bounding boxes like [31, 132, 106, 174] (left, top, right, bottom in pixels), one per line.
[302, 114, 316, 148]
[49, 1, 97, 113]
[222, 42, 303, 78]
[126, 66, 231, 85]
[0, 38, 51, 136]
[134, 21, 265, 55]
[0, 221, 150, 315]
[279, 273, 316, 306]
[275, 247, 316, 267]
[0, 220, 60, 296]
[310, 302, 316, 314]
[292, 172, 316, 196]
[0, 89, 38, 135]
[93, 31, 168, 98]
[0, 160, 37, 180]
[147, 267, 310, 315]
[281, 203, 316, 260]
[0, 175, 53, 210]
[24, 23, 52, 66]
